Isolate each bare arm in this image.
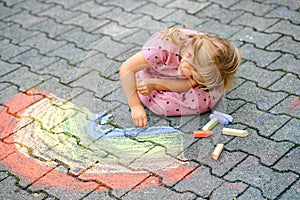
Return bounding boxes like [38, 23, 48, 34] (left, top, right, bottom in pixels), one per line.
[119, 51, 149, 127]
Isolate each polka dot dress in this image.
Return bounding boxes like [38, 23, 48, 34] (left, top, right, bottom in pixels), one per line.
[136, 29, 221, 116]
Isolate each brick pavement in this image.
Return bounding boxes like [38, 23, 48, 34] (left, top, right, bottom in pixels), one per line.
[0, 0, 299, 199]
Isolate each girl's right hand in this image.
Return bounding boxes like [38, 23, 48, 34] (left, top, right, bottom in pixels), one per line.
[131, 105, 148, 127]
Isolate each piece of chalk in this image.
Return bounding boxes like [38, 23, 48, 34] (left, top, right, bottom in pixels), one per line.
[202, 118, 218, 131]
[209, 114, 229, 125]
[213, 111, 233, 122]
[193, 130, 213, 138]
[212, 144, 224, 160]
[222, 128, 248, 137]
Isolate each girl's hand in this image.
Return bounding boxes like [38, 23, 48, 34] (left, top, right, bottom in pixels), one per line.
[137, 78, 156, 96]
[131, 105, 148, 127]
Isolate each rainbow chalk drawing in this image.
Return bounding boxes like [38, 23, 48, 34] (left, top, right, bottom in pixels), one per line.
[0, 89, 195, 191]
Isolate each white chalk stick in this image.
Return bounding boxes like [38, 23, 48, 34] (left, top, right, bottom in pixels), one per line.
[222, 128, 248, 137]
[212, 144, 224, 160]
[213, 111, 233, 122]
[202, 118, 218, 131]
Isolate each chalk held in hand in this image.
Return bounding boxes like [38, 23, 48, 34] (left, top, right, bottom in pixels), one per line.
[222, 128, 248, 137]
[213, 111, 233, 122]
[193, 130, 213, 138]
[212, 144, 224, 160]
[209, 114, 229, 125]
[202, 118, 218, 131]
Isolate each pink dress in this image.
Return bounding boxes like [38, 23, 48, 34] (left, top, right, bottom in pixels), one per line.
[136, 29, 221, 116]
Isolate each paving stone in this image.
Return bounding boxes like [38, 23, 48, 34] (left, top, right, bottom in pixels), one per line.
[225, 99, 246, 113]
[39, 59, 90, 84]
[103, 0, 147, 12]
[0, 60, 20, 77]
[209, 0, 241, 8]
[267, 36, 300, 57]
[19, 33, 66, 54]
[29, 18, 74, 38]
[230, 13, 279, 31]
[42, 0, 86, 9]
[122, 186, 196, 200]
[224, 156, 298, 199]
[230, 0, 276, 16]
[79, 189, 116, 200]
[210, 181, 248, 200]
[14, 0, 54, 14]
[271, 118, 300, 144]
[0, 85, 19, 105]
[0, 67, 50, 91]
[262, 0, 300, 11]
[2, 0, 24, 7]
[162, 9, 206, 28]
[37, 5, 79, 22]
[1, 23, 40, 44]
[0, 3, 22, 20]
[270, 95, 300, 118]
[237, 62, 284, 88]
[279, 180, 300, 200]
[269, 73, 300, 95]
[10, 49, 59, 71]
[237, 186, 266, 200]
[267, 54, 300, 75]
[273, 147, 300, 173]
[64, 13, 109, 32]
[239, 43, 282, 67]
[70, 1, 113, 18]
[227, 81, 288, 111]
[266, 20, 300, 41]
[3, 10, 47, 28]
[121, 29, 152, 46]
[166, 0, 211, 14]
[198, 19, 243, 39]
[134, 2, 176, 20]
[197, 4, 243, 24]
[0, 38, 29, 60]
[231, 27, 281, 48]
[232, 103, 290, 137]
[173, 166, 224, 198]
[266, 6, 300, 24]
[47, 43, 95, 65]
[226, 126, 294, 166]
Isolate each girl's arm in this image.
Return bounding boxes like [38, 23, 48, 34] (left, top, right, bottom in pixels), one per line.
[119, 51, 150, 127]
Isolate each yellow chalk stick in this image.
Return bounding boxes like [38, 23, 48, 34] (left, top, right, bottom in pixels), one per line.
[222, 128, 248, 137]
[212, 144, 224, 160]
[202, 118, 218, 131]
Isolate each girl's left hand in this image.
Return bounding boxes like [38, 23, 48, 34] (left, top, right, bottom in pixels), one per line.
[136, 78, 156, 96]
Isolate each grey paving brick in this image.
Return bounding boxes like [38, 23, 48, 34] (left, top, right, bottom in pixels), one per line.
[79, 189, 115, 200]
[103, 0, 147, 12]
[47, 43, 95, 65]
[121, 29, 151, 46]
[225, 99, 246, 113]
[14, 0, 54, 14]
[19, 33, 66, 54]
[39, 59, 90, 84]
[134, 2, 176, 20]
[209, 0, 240, 8]
[64, 13, 109, 32]
[262, 0, 300, 11]
[226, 127, 294, 166]
[29, 18, 74, 38]
[266, 20, 300, 41]
[224, 156, 298, 199]
[267, 36, 300, 57]
[10, 49, 59, 71]
[230, 13, 279, 31]
[211, 181, 248, 200]
[70, 1, 113, 18]
[237, 186, 266, 200]
[230, 0, 276, 16]
[173, 166, 224, 198]
[279, 180, 300, 200]
[1, 23, 40, 44]
[197, 4, 243, 24]
[270, 95, 300, 118]
[0, 2, 21, 20]
[267, 54, 300, 75]
[36, 5, 79, 23]
[231, 103, 290, 137]
[227, 81, 288, 111]
[3, 10, 47, 28]
[166, 0, 211, 14]
[0, 66, 50, 91]
[266, 6, 300, 24]
[3, 0, 24, 7]
[271, 118, 300, 144]
[198, 19, 243, 39]
[237, 62, 284, 88]
[162, 9, 206, 28]
[0, 60, 20, 77]
[273, 147, 300, 173]
[269, 73, 300, 95]
[0, 38, 29, 60]
[0, 85, 19, 104]
[231, 27, 281, 48]
[42, 0, 86, 9]
[240, 43, 281, 67]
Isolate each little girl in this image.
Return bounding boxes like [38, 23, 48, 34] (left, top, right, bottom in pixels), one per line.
[120, 28, 242, 127]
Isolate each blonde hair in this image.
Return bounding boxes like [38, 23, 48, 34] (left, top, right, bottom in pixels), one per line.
[161, 28, 242, 93]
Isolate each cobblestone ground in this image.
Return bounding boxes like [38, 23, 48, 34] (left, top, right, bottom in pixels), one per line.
[0, 0, 299, 199]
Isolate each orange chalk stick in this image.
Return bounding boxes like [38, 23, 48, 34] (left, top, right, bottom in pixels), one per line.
[193, 130, 213, 138]
[212, 144, 224, 160]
